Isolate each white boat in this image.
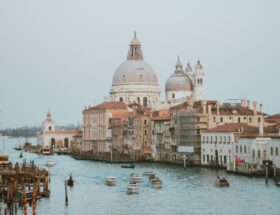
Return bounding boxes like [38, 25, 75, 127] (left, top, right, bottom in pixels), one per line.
[105, 176, 117, 186]
[46, 161, 55, 167]
[143, 171, 155, 177]
[131, 173, 142, 183]
[127, 182, 139, 194]
[150, 177, 163, 188]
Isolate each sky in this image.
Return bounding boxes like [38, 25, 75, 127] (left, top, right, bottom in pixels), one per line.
[0, 0, 279, 129]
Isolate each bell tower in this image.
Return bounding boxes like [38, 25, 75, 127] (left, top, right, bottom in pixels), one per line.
[42, 111, 56, 132]
[193, 59, 204, 100]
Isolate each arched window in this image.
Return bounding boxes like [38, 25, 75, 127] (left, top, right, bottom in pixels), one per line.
[143, 97, 148, 107]
[119, 97, 123, 102]
[51, 138, 55, 149]
[49, 126, 52, 131]
[172, 93, 175, 99]
[137, 97, 140, 104]
[64, 138, 69, 148]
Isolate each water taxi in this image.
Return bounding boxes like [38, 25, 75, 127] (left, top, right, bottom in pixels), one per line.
[105, 176, 117, 186]
[150, 177, 163, 188]
[130, 173, 142, 183]
[127, 182, 139, 194]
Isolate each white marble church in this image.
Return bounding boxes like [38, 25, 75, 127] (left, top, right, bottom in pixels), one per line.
[37, 112, 80, 150]
[108, 33, 205, 108]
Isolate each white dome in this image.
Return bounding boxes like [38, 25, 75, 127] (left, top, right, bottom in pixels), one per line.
[112, 60, 159, 86]
[165, 72, 193, 92]
[165, 57, 193, 92]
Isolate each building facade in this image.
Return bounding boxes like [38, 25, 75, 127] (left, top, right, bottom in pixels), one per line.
[37, 112, 80, 150]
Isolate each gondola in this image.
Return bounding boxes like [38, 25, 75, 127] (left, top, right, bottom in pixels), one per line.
[215, 177, 230, 187]
[67, 175, 74, 186]
[121, 164, 135, 169]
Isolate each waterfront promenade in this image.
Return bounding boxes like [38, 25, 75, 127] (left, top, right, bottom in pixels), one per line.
[1, 137, 280, 215]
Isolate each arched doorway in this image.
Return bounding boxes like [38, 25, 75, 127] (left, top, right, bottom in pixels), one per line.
[137, 97, 140, 104]
[51, 138, 55, 149]
[143, 97, 147, 107]
[64, 138, 69, 148]
[119, 97, 123, 102]
[215, 150, 218, 166]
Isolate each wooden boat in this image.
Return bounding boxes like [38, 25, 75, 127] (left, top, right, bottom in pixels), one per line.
[0, 155, 12, 167]
[121, 164, 135, 169]
[150, 177, 163, 188]
[127, 182, 139, 194]
[130, 173, 142, 183]
[215, 178, 230, 187]
[42, 147, 51, 155]
[105, 176, 117, 186]
[16, 190, 33, 201]
[67, 175, 74, 186]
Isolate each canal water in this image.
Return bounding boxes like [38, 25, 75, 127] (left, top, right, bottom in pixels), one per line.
[0, 137, 279, 215]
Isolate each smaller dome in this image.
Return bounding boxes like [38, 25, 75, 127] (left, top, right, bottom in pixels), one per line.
[165, 58, 193, 92]
[195, 60, 203, 70]
[185, 62, 193, 73]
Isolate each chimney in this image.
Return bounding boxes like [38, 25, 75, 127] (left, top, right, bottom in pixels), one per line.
[247, 100, 250, 109]
[216, 101, 220, 115]
[202, 101, 207, 114]
[208, 104, 212, 115]
[252, 101, 257, 115]
[259, 103, 263, 113]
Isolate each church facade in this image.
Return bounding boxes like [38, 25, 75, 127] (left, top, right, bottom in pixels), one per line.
[109, 33, 205, 109]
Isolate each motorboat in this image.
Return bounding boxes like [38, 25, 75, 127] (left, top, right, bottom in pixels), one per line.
[46, 161, 55, 167]
[127, 182, 139, 194]
[14, 144, 22, 151]
[121, 164, 135, 169]
[131, 173, 142, 183]
[105, 176, 117, 186]
[143, 171, 155, 177]
[215, 177, 230, 187]
[67, 174, 74, 186]
[150, 177, 163, 188]
[148, 173, 157, 181]
[42, 147, 51, 155]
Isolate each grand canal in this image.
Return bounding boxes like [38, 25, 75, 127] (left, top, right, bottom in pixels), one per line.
[1, 137, 279, 215]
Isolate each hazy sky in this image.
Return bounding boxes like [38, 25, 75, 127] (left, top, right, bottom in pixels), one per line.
[0, 0, 279, 129]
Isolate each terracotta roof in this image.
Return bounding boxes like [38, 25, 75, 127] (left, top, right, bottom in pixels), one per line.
[152, 109, 170, 121]
[204, 123, 259, 133]
[84, 102, 127, 111]
[112, 111, 132, 119]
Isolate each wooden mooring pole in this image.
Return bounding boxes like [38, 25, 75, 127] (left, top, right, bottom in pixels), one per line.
[65, 179, 68, 206]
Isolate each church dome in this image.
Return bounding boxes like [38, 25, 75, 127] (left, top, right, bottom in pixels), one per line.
[112, 32, 159, 86]
[112, 60, 158, 86]
[165, 57, 193, 92]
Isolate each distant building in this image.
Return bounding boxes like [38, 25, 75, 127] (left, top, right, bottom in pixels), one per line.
[201, 123, 280, 168]
[170, 99, 265, 165]
[37, 112, 80, 150]
[151, 109, 171, 161]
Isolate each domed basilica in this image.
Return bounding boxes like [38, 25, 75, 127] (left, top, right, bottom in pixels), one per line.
[109, 33, 204, 109]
